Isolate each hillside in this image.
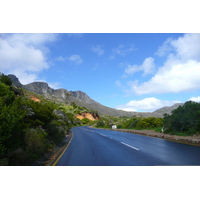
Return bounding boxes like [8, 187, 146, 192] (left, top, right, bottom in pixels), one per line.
[153, 103, 184, 115]
[8, 74, 166, 118]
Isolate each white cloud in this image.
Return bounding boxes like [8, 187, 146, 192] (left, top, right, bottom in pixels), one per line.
[4, 33, 57, 46]
[115, 80, 122, 88]
[55, 54, 83, 65]
[92, 45, 104, 56]
[116, 97, 181, 112]
[109, 44, 136, 59]
[67, 54, 83, 65]
[155, 38, 173, 56]
[189, 96, 200, 102]
[48, 82, 61, 89]
[0, 33, 57, 84]
[56, 56, 66, 62]
[124, 57, 155, 77]
[171, 33, 200, 62]
[125, 33, 200, 95]
[128, 59, 200, 95]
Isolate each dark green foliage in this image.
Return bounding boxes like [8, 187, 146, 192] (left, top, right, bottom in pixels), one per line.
[0, 87, 28, 157]
[0, 73, 12, 86]
[0, 74, 71, 165]
[117, 117, 140, 129]
[0, 82, 15, 105]
[96, 120, 106, 127]
[25, 99, 57, 128]
[81, 118, 92, 125]
[24, 128, 48, 155]
[45, 120, 67, 144]
[128, 119, 141, 129]
[163, 101, 200, 135]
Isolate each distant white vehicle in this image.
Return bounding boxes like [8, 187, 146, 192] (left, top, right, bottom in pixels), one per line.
[112, 125, 117, 129]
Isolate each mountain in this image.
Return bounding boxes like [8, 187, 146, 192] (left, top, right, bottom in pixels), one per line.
[7, 74, 23, 87]
[153, 103, 184, 115]
[8, 74, 163, 117]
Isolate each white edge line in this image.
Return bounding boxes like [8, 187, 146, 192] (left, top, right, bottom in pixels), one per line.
[121, 142, 139, 151]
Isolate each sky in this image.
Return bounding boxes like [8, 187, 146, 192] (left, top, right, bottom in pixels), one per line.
[1, 33, 200, 112]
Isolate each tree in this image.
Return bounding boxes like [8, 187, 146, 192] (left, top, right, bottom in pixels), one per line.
[0, 73, 12, 86]
[163, 101, 200, 135]
[0, 96, 27, 157]
[96, 120, 105, 127]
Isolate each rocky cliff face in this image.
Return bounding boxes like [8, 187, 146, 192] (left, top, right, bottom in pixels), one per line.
[8, 74, 23, 87]
[24, 82, 54, 95]
[23, 82, 72, 103]
[70, 91, 96, 104]
[8, 74, 103, 107]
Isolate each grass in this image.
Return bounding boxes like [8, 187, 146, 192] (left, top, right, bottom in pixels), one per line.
[176, 132, 188, 136]
[153, 127, 162, 132]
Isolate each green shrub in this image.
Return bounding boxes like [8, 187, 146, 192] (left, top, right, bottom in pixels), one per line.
[45, 121, 66, 144]
[136, 117, 163, 130]
[96, 121, 105, 127]
[128, 119, 141, 129]
[81, 118, 94, 125]
[24, 127, 48, 155]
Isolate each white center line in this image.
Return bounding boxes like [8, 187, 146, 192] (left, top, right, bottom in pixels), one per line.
[121, 142, 139, 151]
[100, 134, 106, 137]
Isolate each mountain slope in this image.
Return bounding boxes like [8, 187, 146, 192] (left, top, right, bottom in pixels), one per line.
[153, 103, 184, 115]
[8, 74, 163, 117]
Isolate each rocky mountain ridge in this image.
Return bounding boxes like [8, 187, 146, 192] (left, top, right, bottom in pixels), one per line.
[8, 74, 180, 117]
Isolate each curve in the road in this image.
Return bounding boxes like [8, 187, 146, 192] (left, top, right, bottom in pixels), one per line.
[55, 126, 200, 166]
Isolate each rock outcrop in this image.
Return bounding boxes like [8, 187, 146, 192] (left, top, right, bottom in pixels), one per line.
[8, 74, 23, 87]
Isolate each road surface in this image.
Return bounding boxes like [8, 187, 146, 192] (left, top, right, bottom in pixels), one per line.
[56, 126, 200, 166]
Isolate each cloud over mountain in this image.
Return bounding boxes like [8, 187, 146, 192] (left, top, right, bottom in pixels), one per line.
[116, 97, 181, 112]
[0, 33, 57, 84]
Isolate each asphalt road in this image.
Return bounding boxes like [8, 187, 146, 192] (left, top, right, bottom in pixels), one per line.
[56, 126, 200, 166]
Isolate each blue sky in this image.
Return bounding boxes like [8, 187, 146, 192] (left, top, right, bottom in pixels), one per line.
[1, 33, 200, 112]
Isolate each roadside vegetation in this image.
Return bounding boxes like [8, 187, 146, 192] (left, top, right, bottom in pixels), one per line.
[163, 101, 200, 135]
[93, 115, 163, 132]
[0, 74, 97, 165]
[93, 101, 200, 137]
